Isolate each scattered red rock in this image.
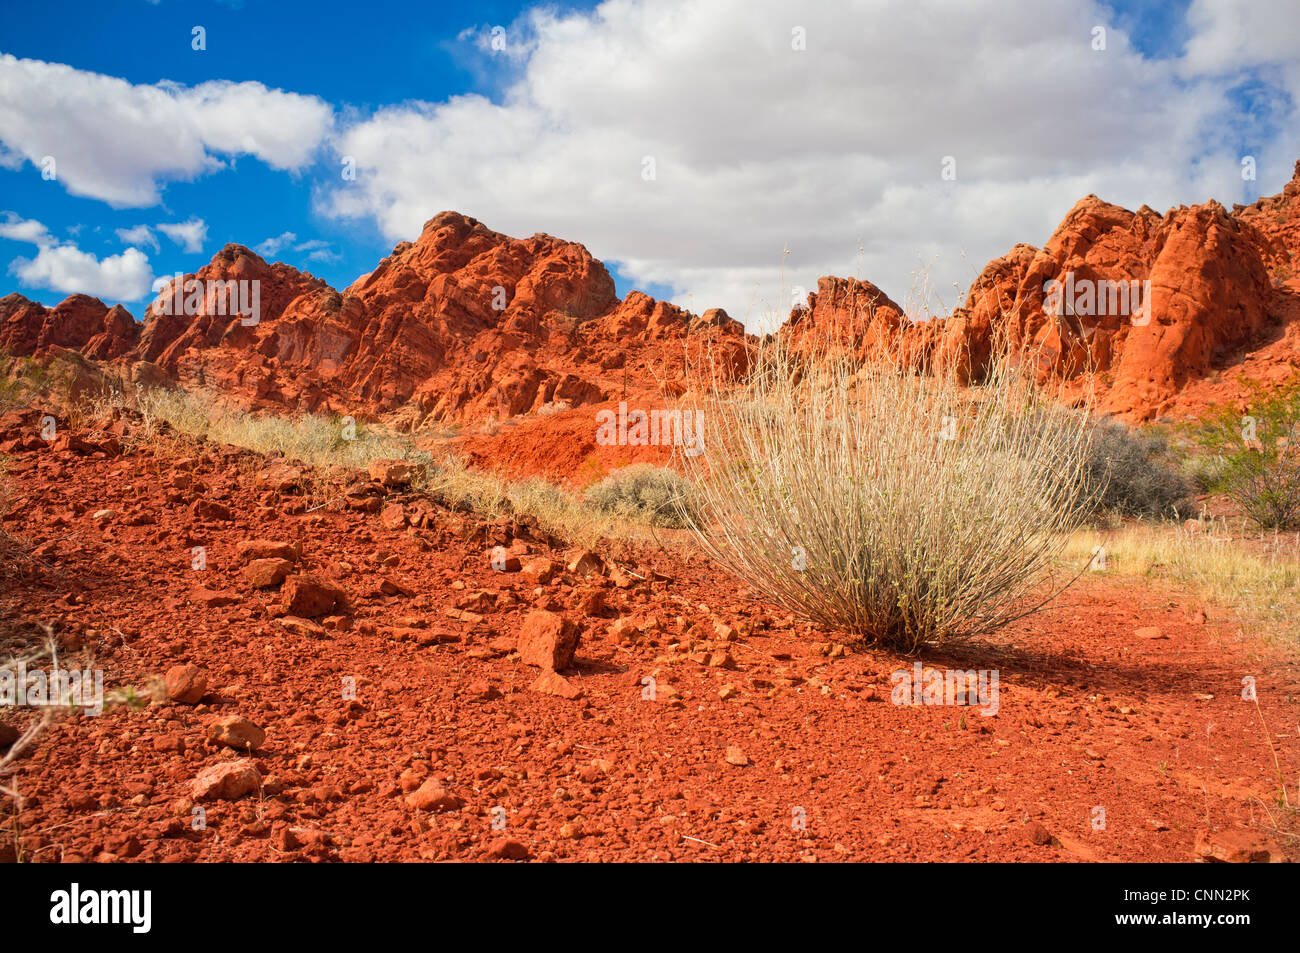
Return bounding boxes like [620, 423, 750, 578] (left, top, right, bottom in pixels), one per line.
[1025, 821, 1054, 846]
[206, 716, 266, 751]
[191, 761, 261, 801]
[566, 549, 603, 576]
[521, 558, 558, 585]
[189, 588, 241, 608]
[276, 616, 327, 639]
[236, 540, 300, 563]
[369, 459, 422, 487]
[243, 557, 294, 588]
[724, 746, 750, 767]
[164, 663, 207, 705]
[0, 427, 1296, 863]
[487, 838, 530, 860]
[1194, 828, 1289, 863]
[516, 610, 580, 671]
[282, 574, 348, 618]
[529, 670, 582, 700]
[405, 780, 463, 813]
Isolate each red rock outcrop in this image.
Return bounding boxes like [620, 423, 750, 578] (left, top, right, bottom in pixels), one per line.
[7, 163, 1300, 433]
[314, 213, 743, 426]
[1, 293, 139, 360]
[782, 276, 945, 369]
[3, 212, 744, 432]
[792, 161, 1300, 421]
[944, 196, 1279, 418]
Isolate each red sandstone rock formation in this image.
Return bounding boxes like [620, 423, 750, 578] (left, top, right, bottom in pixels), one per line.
[1, 212, 746, 433]
[1, 292, 139, 361]
[789, 163, 1300, 420]
[5, 163, 1300, 428]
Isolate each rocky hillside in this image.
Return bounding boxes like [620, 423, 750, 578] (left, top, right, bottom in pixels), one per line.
[790, 161, 1300, 420]
[1, 212, 747, 432]
[5, 165, 1300, 431]
[1, 405, 1294, 862]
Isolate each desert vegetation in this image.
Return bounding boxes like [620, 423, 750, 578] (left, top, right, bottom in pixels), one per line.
[1063, 522, 1300, 643]
[583, 463, 697, 528]
[1081, 419, 1194, 521]
[1178, 381, 1300, 529]
[131, 388, 433, 473]
[55, 385, 677, 546]
[680, 335, 1099, 651]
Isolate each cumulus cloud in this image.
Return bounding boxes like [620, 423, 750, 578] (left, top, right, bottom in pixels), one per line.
[0, 213, 53, 246]
[254, 231, 297, 258]
[1179, 0, 1300, 182]
[115, 224, 159, 252]
[157, 218, 208, 254]
[1, 212, 153, 301]
[10, 245, 153, 301]
[322, 0, 1300, 330]
[253, 233, 339, 264]
[0, 54, 334, 207]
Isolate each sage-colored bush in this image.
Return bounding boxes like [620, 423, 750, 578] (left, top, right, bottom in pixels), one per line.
[584, 464, 696, 528]
[682, 336, 1098, 651]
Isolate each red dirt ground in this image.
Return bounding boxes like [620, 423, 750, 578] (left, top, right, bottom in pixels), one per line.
[1, 419, 1297, 862]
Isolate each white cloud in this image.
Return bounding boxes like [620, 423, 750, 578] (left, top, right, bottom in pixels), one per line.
[0, 213, 53, 246]
[1179, 0, 1300, 189]
[157, 218, 208, 254]
[322, 0, 1300, 331]
[2, 212, 154, 301]
[0, 54, 334, 207]
[9, 245, 152, 302]
[293, 239, 339, 264]
[1182, 0, 1300, 74]
[115, 224, 159, 252]
[254, 231, 297, 258]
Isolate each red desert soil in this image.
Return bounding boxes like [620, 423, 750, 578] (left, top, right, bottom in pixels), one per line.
[1, 417, 1296, 862]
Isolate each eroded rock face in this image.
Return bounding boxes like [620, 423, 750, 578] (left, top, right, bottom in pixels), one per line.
[783, 276, 942, 368]
[3, 212, 745, 432]
[1, 293, 140, 359]
[149, 212, 712, 425]
[790, 161, 1300, 421]
[6, 163, 1300, 429]
[936, 195, 1279, 419]
[137, 243, 333, 406]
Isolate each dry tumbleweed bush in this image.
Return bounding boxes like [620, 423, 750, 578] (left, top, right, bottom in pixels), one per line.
[683, 332, 1098, 651]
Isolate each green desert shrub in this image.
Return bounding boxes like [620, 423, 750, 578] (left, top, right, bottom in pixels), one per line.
[583, 464, 696, 527]
[1179, 379, 1300, 527]
[1223, 450, 1300, 529]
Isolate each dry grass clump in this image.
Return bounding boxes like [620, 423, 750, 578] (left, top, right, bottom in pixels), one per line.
[115, 387, 667, 544]
[424, 462, 672, 544]
[583, 464, 697, 527]
[682, 334, 1098, 651]
[132, 388, 432, 473]
[1063, 522, 1300, 644]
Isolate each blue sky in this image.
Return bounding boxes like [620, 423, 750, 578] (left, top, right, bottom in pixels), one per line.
[0, 0, 617, 304]
[1, 0, 1297, 327]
